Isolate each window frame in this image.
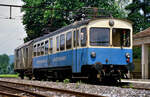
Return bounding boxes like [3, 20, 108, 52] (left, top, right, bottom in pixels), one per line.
[56, 36, 60, 52]
[40, 42, 44, 55]
[80, 27, 87, 47]
[44, 40, 49, 55]
[73, 29, 80, 48]
[112, 28, 131, 47]
[66, 31, 72, 50]
[33, 44, 37, 57]
[90, 27, 110, 46]
[37, 43, 41, 56]
[49, 38, 53, 54]
[60, 34, 65, 51]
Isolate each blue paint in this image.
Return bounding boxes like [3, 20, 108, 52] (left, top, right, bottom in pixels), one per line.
[32, 48, 132, 73]
[87, 48, 132, 65]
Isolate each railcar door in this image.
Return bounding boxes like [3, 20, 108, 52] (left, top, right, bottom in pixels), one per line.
[72, 29, 81, 73]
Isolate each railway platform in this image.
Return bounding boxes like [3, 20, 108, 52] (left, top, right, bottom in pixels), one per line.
[122, 79, 150, 84]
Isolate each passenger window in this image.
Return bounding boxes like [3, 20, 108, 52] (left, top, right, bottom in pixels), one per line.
[37, 44, 40, 56]
[49, 38, 53, 53]
[60, 34, 65, 51]
[66, 32, 72, 49]
[45, 41, 49, 55]
[33, 45, 37, 57]
[56, 36, 60, 51]
[81, 28, 87, 47]
[41, 42, 44, 55]
[73, 30, 79, 47]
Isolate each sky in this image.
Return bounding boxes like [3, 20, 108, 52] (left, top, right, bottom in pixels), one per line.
[0, 0, 27, 55]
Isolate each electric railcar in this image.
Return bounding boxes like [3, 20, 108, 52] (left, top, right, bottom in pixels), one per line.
[14, 18, 133, 82]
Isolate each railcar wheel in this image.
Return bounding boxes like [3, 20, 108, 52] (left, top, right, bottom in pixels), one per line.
[19, 73, 24, 79]
[28, 76, 32, 80]
[88, 69, 99, 84]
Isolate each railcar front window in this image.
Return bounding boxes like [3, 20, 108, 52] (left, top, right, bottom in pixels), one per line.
[90, 28, 110, 46]
[112, 28, 130, 47]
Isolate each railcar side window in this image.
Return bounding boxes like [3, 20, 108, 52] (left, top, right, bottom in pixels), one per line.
[73, 30, 79, 47]
[112, 29, 130, 47]
[90, 28, 110, 46]
[66, 32, 72, 49]
[33, 45, 37, 57]
[60, 34, 65, 51]
[41, 42, 44, 55]
[81, 28, 87, 47]
[37, 44, 40, 56]
[15, 50, 19, 67]
[45, 41, 48, 55]
[56, 36, 60, 51]
[49, 38, 53, 53]
[16, 50, 19, 59]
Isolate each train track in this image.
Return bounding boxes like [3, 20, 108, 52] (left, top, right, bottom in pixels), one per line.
[0, 80, 106, 97]
[0, 91, 21, 97]
[121, 80, 150, 91]
[0, 82, 49, 97]
[121, 85, 150, 91]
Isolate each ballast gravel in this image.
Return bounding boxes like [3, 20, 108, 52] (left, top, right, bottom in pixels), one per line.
[0, 78, 150, 97]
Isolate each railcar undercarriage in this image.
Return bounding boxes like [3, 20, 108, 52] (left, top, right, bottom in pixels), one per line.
[16, 64, 129, 84]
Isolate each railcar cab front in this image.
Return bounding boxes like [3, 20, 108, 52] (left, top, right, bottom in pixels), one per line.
[87, 19, 133, 82]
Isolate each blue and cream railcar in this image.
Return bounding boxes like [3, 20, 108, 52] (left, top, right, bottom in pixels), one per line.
[31, 18, 133, 81]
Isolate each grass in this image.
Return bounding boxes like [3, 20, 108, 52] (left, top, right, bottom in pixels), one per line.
[63, 78, 70, 84]
[122, 84, 134, 89]
[0, 74, 19, 78]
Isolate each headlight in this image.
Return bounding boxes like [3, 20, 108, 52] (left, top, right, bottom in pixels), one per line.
[126, 53, 130, 58]
[91, 52, 96, 58]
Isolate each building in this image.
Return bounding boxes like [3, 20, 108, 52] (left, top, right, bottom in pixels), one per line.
[133, 27, 150, 79]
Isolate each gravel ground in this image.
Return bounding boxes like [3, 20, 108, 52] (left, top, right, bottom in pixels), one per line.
[0, 78, 150, 97]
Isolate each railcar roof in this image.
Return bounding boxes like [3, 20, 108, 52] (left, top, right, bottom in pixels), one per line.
[15, 40, 33, 50]
[33, 18, 132, 43]
[33, 19, 90, 43]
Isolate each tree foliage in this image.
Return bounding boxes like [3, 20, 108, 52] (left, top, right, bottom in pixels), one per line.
[22, 0, 127, 42]
[126, 0, 150, 33]
[126, 0, 150, 58]
[0, 54, 9, 74]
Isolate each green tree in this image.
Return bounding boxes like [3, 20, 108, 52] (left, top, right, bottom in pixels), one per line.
[126, 0, 150, 33]
[0, 54, 9, 74]
[126, 0, 150, 58]
[22, 0, 127, 41]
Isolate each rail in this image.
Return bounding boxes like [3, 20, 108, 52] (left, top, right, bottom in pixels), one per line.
[0, 83, 48, 97]
[0, 80, 106, 97]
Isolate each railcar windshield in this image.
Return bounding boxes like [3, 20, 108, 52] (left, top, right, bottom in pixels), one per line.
[90, 28, 110, 46]
[112, 28, 130, 47]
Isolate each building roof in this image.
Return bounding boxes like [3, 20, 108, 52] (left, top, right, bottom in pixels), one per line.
[133, 27, 150, 39]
